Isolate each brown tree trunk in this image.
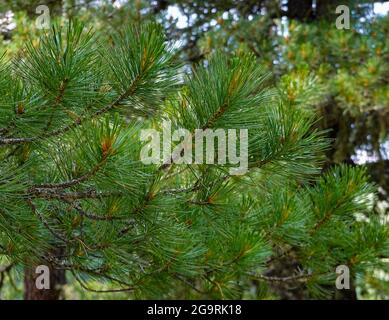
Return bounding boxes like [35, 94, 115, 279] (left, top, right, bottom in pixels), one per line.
[24, 266, 65, 300]
[334, 279, 357, 300]
[24, 249, 66, 300]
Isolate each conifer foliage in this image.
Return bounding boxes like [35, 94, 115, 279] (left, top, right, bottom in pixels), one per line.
[0, 21, 387, 299]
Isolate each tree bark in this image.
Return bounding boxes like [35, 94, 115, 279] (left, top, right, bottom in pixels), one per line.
[24, 267, 65, 300]
[24, 249, 66, 300]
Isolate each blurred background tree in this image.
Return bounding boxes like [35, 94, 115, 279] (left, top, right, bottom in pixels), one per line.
[0, 0, 389, 299]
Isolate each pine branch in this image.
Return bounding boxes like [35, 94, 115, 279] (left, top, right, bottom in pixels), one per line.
[0, 78, 143, 146]
[65, 199, 130, 221]
[34, 159, 107, 190]
[249, 271, 316, 283]
[0, 137, 34, 145]
[30, 188, 122, 200]
[26, 199, 69, 244]
[71, 270, 140, 293]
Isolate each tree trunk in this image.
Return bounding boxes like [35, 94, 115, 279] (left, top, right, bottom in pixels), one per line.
[23, 249, 66, 300]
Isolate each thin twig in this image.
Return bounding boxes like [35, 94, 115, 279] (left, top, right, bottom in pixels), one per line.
[250, 271, 314, 283]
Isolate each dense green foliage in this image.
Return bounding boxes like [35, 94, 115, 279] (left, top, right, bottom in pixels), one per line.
[0, 1, 388, 300]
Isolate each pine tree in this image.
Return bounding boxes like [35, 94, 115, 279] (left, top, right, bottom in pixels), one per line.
[0, 20, 388, 300]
